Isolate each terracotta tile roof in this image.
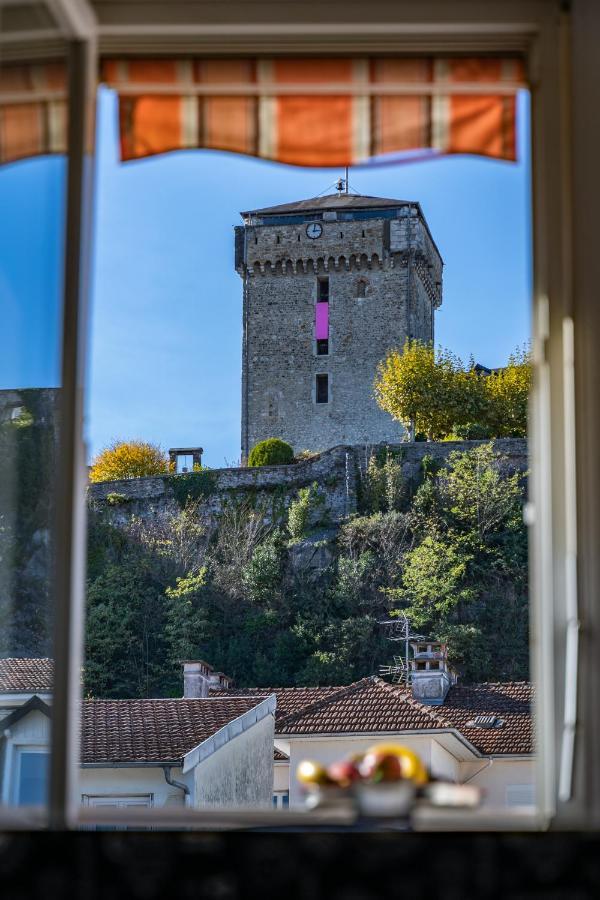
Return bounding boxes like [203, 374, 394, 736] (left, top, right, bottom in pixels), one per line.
[214, 686, 343, 722]
[81, 697, 267, 765]
[277, 678, 449, 735]
[224, 678, 533, 757]
[438, 682, 533, 755]
[0, 658, 54, 693]
[274, 748, 289, 762]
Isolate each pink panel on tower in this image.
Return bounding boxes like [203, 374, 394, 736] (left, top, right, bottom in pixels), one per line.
[315, 302, 329, 339]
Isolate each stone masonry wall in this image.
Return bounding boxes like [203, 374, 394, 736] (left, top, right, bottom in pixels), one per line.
[89, 445, 355, 530]
[239, 208, 442, 458]
[89, 439, 527, 531]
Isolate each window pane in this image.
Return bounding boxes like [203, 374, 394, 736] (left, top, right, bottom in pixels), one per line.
[0, 34, 67, 817]
[17, 752, 49, 806]
[85, 83, 533, 829]
[316, 374, 329, 403]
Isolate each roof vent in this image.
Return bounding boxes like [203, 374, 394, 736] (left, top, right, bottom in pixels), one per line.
[466, 715, 505, 729]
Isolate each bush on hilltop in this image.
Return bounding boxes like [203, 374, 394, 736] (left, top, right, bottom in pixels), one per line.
[248, 438, 294, 467]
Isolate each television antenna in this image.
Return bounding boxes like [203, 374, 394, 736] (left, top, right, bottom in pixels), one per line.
[378, 613, 426, 685]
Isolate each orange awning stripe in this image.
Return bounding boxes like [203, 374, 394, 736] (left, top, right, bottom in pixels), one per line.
[102, 56, 526, 166]
[0, 62, 68, 164]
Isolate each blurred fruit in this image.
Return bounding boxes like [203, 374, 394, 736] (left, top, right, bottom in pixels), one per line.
[327, 760, 361, 787]
[296, 759, 331, 786]
[359, 751, 404, 783]
[363, 743, 428, 785]
[348, 751, 366, 767]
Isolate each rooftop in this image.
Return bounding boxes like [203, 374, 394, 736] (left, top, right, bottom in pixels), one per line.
[0, 657, 54, 693]
[2, 659, 532, 759]
[217, 678, 533, 756]
[241, 192, 414, 218]
[81, 696, 270, 765]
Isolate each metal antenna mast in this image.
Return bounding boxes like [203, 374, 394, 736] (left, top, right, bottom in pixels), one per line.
[378, 614, 425, 685]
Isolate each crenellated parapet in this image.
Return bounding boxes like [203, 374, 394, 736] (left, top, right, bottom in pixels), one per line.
[241, 251, 392, 276]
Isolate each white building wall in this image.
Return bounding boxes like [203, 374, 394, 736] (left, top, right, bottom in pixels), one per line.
[284, 735, 534, 810]
[273, 762, 290, 793]
[430, 739, 460, 783]
[79, 766, 190, 808]
[458, 758, 535, 808]
[193, 713, 274, 808]
[1, 708, 51, 805]
[286, 735, 444, 808]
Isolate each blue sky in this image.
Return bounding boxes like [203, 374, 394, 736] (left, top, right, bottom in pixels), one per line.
[0, 89, 531, 467]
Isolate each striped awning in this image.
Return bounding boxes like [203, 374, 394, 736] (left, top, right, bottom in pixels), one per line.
[0, 56, 526, 167]
[0, 61, 67, 164]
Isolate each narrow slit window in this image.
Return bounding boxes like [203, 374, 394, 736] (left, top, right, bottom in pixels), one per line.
[317, 278, 329, 303]
[316, 374, 329, 404]
[316, 339, 329, 356]
[315, 302, 328, 341]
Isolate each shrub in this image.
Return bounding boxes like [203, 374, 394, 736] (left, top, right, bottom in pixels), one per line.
[90, 440, 168, 482]
[359, 448, 405, 514]
[170, 469, 216, 507]
[106, 492, 129, 506]
[248, 438, 294, 468]
[288, 482, 323, 540]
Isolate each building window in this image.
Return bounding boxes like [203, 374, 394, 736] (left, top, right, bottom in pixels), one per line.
[505, 784, 535, 808]
[357, 279, 367, 298]
[83, 795, 153, 808]
[272, 792, 290, 809]
[317, 277, 329, 303]
[316, 339, 329, 356]
[316, 374, 329, 404]
[15, 749, 49, 806]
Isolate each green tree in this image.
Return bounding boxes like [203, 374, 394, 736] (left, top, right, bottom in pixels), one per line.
[85, 560, 167, 698]
[391, 443, 528, 681]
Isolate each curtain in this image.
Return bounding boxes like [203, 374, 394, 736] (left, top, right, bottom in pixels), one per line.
[102, 56, 526, 166]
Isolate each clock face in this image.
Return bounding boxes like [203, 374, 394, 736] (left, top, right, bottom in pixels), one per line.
[306, 222, 323, 239]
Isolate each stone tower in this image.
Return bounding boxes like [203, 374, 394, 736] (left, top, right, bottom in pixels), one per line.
[235, 192, 443, 460]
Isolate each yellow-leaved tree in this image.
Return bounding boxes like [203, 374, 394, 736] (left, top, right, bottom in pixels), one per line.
[89, 440, 168, 483]
[374, 340, 464, 440]
[484, 346, 531, 438]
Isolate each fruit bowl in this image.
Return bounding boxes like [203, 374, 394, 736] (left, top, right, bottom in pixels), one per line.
[354, 780, 416, 817]
[297, 744, 428, 818]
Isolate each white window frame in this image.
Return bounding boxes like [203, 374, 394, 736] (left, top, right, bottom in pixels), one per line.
[12, 747, 51, 807]
[82, 794, 153, 809]
[3, 0, 596, 831]
[506, 784, 536, 809]
[272, 791, 290, 810]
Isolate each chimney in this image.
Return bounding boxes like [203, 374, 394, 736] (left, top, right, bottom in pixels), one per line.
[182, 660, 213, 698]
[207, 671, 234, 691]
[409, 641, 455, 705]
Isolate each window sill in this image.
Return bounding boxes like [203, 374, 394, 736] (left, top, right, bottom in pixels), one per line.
[0, 804, 547, 833]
